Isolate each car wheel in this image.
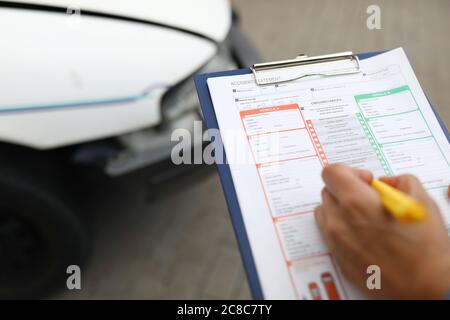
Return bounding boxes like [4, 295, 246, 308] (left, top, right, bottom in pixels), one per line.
[0, 167, 90, 299]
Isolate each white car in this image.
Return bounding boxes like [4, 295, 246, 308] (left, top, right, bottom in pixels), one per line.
[0, 0, 259, 298]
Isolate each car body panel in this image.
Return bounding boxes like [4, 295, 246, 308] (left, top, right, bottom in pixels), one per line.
[0, 1, 230, 149]
[6, 0, 231, 41]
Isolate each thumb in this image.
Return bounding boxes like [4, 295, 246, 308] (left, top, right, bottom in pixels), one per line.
[380, 175, 429, 202]
[380, 174, 440, 218]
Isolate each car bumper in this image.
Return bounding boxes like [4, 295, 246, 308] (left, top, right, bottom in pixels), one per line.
[74, 22, 261, 177]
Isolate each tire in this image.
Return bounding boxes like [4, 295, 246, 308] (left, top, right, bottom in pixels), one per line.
[0, 161, 90, 299]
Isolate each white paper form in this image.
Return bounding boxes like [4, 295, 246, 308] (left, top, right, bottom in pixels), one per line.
[207, 48, 450, 300]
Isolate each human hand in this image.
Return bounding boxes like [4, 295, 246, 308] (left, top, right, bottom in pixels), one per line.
[315, 164, 450, 299]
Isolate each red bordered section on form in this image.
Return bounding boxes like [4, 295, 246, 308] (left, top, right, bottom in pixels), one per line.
[239, 103, 348, 299]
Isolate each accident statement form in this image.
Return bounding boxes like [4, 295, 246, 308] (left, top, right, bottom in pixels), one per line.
[206, 48, 450, 300]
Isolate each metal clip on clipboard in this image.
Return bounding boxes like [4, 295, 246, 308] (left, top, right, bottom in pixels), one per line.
[251, 52, 361, 86]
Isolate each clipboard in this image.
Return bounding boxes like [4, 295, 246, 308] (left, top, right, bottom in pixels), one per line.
[194, 51, 449, 299]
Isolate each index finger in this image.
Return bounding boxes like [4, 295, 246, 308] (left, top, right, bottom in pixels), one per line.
[321, 164, 376, 202]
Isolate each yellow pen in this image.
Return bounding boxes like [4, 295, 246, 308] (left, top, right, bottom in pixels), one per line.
[371, 179, 427, 223]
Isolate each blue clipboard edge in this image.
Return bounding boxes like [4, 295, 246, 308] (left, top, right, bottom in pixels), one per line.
[194, 51, 449, 300]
